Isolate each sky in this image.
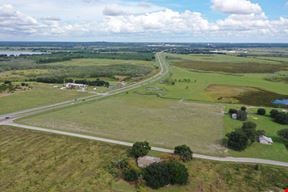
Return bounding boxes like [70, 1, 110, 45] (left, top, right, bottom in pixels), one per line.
[0, 0, 287, 42]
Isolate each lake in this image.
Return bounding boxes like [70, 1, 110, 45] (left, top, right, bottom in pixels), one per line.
[0, 51, 47, 56]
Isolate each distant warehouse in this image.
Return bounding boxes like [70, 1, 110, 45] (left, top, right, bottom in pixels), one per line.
[65, 83, 87, 89]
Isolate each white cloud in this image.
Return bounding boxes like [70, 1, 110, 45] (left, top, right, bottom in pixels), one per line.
[0, 4, 38, 34]
[212, 0, 262, 14]
[101, 9, 217, 33]
[0, 1, 287, 42]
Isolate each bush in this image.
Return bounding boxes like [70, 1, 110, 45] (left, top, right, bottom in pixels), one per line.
[174, 145, 193, 162]
[143, 161, 188, 189]
[130, 141, 151, 158]
[228, 109, 238, 115]
[278, 128, 288, 140]
[257, 108, 266, 115]
[270, 109, 279, 118]
[227, 130, 249, 151]
[274, 112, 288, 125]
[123, 168, 139, 182]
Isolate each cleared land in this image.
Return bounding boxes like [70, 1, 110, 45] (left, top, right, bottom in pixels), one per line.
[0, 83, 89, 115]
[1, 126, 287, 192]
[168, 54, 288, 73]
[18, 93, 225, 155]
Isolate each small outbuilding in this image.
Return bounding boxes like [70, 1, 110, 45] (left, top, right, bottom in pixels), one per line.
[259, 135, 273, 145]
[65, 83, 87, 89]
[137, 156, 162, 168]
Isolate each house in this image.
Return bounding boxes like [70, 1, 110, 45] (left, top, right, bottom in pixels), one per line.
[65, 83, 87, 89]
[259, 135, 273, 145]
[137, 156, 162, 168]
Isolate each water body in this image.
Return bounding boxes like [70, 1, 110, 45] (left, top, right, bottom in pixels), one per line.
[0, 51, 46, 56]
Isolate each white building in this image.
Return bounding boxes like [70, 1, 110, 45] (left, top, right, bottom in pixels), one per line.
[65, 83, 87, 89]
[259, 136, 273, 145]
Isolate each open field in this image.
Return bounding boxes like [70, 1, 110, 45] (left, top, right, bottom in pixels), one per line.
[168, 54, 288, 73]
[1, 126, 287, 192]
[224, 109, 288, 162]
[0, 58, 157, 83]
[18, 93, 225, 155]
[0, 82, 89, 115]
[143, 66, 288, 106]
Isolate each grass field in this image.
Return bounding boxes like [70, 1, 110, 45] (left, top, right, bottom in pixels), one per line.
[144, 66, 288, 106]
[168, 54, 288, 73]
[0, 82, 89, 115]
[1, 126, 287, 192]
[224, 109, 288, 162]
[18, 93, 225, 155]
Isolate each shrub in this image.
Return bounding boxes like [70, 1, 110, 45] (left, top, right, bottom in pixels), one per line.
[130, 141, 151, 158]
[228, 109, 238, 115]
[113, 158, 128, 169]
[274, 112, 288, 125]
[227, 130, 249, 151]
[174, 145, 193, 162]
[123, 168, 139, 182]
[278, 128, 288, 140]
[270, 109, 279, 118]
[143, 161, 188, 189]
[257, 108, 266, 115]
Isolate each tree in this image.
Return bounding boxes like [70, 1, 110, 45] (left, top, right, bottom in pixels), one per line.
[257, 108, 266, 115]
[270, 109, 279, 118]
[228, 109, 238, 115]
[241, 106, 247, 112]
[166, 161, 189, 185]
[237, 110, 247, 121]
[143, 161, 188, 189]
[227, 130, 249, 151]
[278, 128, 288, 140]
[174, 145, 193, 162]
[274, 112, 288, 125]
[256, 130, 266, 137]
[130, 141, 151, 158]
[143, 162, 171, 189]
[242, 122, 257, 143]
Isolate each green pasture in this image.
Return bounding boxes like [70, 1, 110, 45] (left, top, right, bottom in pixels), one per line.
[18, 93, 225, 155]
[224, 109, 288, 162]
[0, 82, 89, 115]
[144, 66, 288, 104]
